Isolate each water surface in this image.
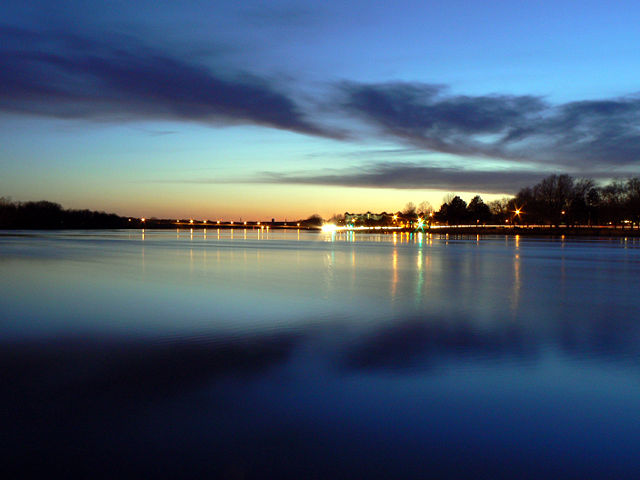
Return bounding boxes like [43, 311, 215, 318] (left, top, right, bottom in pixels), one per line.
[2, 229, 640, 478]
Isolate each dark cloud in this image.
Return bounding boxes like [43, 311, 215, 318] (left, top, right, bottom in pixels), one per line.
[0, 25, 339, 138]
[340, 81, 546, 158]
[260, 163, 569, 193]
[3, 21, 640, 176]
[165, 161, 637, 193]
[341, 81, 640, 167]
[241, 3, 321, 28]
[519, 98, 640, 165]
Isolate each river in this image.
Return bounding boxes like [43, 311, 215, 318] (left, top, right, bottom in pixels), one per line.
[2, 229, 640, 478]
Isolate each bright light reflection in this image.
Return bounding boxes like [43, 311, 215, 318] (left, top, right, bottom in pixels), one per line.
[321, 223, 402, 233]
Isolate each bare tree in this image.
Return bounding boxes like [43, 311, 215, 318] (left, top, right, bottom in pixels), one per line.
[488, 197, 511, 223]
[417, 201, 433, 217]
[403, 202, 416, 216]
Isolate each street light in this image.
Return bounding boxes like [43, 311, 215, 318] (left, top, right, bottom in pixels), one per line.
[513, 208, 523, 226]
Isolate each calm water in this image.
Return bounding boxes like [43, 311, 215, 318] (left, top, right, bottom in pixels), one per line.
[2, 229, 640, 478]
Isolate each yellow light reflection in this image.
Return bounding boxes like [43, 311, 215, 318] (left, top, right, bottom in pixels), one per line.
[391, 248, 398, 300]
[416, 248, 424, 303]
[511, 252, 521, 312]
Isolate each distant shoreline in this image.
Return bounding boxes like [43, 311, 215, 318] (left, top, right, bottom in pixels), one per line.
[3, 224, 640, 237]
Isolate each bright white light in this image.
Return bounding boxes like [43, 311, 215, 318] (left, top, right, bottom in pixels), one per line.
[321, 223, 338, 232]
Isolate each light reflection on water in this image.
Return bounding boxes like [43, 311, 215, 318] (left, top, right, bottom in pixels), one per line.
[2, 230, 640, 478]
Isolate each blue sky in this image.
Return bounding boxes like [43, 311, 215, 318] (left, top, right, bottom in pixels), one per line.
[2, 0, 640, 219]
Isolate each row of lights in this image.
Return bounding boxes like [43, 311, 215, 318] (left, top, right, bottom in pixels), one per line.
[177, 220, 302, 226]
[135, 218, 305, 227]
[174, 219, 262, 225]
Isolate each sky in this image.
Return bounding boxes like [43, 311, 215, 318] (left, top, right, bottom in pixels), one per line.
[2, 0, 640, 220]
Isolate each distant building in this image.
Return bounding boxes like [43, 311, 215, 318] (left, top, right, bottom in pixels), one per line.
[344, 211, 391, 225]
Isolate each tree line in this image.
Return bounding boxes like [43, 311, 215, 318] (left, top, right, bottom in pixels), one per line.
[326, 175, 640, 227]
[436, 175, 640, 226]
[4, 174, 640, 229]
[0, 198, 134, 229]
[498, 175, 640, 227]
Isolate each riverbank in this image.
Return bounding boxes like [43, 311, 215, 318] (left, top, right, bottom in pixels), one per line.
[417, 226, 640, 237]
[3, 223, 640, 237]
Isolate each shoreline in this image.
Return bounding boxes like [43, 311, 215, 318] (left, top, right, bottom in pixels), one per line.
[3, 225, 640, 237]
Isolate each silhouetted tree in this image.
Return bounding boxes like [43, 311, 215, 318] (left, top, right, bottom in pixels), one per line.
[436, 196, 468, 225]
[417, 201, 433, 217]
[328, 213, 345, 225]
[0, 198, 131, 229]
[467, 196, 492, 224]
[533, 175, 574, 225]
[600, 180, 626, 227]
[567, 179, 595, 225]
[625, 178, 640, 226]
[488, 198, 511, 224]
[399, 202, 418, 226]
[403, 202, 416, 216]
[300, 214, 323, 227]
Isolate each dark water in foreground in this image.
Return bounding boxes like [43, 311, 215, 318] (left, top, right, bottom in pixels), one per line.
[2, 229, 640, 478]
